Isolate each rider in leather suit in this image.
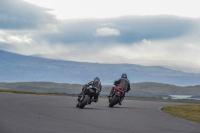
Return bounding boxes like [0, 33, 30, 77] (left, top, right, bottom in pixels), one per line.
[78, 77, 102, 102]
[108, 73, 131, 105]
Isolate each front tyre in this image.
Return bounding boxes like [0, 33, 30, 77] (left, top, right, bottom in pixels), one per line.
[109, 95, 118, 108]
[79, 95, 90, 109]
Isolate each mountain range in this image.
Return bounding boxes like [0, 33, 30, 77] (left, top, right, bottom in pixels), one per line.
[0, 50, 200, 86]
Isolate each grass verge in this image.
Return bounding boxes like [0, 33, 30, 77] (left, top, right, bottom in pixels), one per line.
[124, 97, 200, 104]
[1, 89, 199, 104]
[163, 104, 200, 123]
[0, 89, 71, 96]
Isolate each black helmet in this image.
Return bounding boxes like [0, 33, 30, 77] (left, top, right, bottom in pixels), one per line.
[94, 77, 100, 81]
[121, 73, 127, 79]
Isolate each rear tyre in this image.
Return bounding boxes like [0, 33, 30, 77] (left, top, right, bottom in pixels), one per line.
[76, 103, 79, 108]
[79, 95, 90, 109]
[109, 95, 118, 108]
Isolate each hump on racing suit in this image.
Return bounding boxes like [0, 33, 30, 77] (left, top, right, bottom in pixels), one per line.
[117, 73, 130, 92]
[118, 78, 130, 92]
[92, 77, 102, 91]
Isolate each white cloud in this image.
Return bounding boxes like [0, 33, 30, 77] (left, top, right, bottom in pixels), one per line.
[1, 0, 200, 74]
[6, 35, 32, 44]
[34, 36, 200, 73]
[24, 0, 200, 19]
[0, 31, 7, 42]
[94, 27, 120, 36]
[101, 38, 200, 73]
[0, 30, 66, 55]
[98, 23, 114, 26]
[0, 31, 33, 45]
[42, 24, 59, 33]
[142, 39, 151, 44]
[0, 37, 6, 42]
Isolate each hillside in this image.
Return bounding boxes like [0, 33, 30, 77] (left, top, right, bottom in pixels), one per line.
[0, 82, 200, 97]
[1, 50, 200, 86]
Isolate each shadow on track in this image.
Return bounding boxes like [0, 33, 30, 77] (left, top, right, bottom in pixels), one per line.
[98, 105, 138, 110]
[79, 107, 107, 110]
[73, 106, 107, 110]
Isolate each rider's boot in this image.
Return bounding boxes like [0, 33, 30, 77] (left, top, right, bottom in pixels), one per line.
[93, 98, 98, 102]
[78, 90, 84, 97]
[119, 94, 125, 105]
[76, 103, 80, 107]
[107, 94, 112, 97]
[78, 85, 87, 97]
[118, 98, 122, 105]
[93, 93, 99, 103]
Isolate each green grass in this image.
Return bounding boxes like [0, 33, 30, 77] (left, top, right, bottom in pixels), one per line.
[0, 89, 42, 95]
[163, 104, 200, 123]
[0, 89, 72, 96]
[124, 96, 200, 104]
[1, 89, 199, 104]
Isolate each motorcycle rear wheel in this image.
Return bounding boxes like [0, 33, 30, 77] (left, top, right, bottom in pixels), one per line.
[109, 95, 118, 107]
[79, 95, 90, 109]
[76, 103, 79, 108]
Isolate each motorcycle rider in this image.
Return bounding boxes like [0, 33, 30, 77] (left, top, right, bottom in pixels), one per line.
[108, 73, 131, 105]
[78, 77, 102, 103]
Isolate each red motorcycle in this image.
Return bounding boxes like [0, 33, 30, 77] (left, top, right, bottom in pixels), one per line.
[108, 85, 125, 107]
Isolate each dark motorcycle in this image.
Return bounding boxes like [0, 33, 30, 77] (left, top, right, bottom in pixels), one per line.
[108, 85, 125, 107]
[76, 87, 100, 109]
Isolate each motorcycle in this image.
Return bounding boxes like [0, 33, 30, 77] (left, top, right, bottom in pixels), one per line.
[76, 87, 100, 109]
[108, 85, 125, 107]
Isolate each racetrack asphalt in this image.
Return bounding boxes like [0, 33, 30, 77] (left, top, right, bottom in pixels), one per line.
[0, 93, 199, 133]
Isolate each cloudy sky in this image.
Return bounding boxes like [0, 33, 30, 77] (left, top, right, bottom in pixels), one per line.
[0, 0, 200, 73]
